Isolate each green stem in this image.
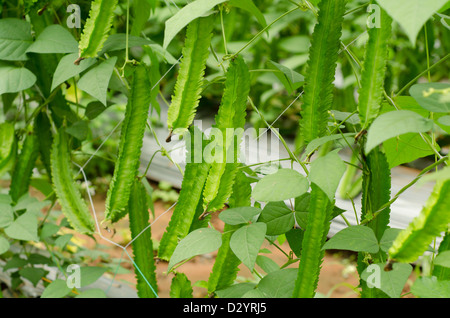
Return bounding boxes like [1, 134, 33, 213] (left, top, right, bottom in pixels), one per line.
[396, 53, 450, 96]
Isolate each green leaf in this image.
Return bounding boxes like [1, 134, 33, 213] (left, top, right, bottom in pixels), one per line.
[410, 83, 450, 113]
[218, 207, 261, 225]
[252, 169, 309, 202]
[230, 223, 267, 271]
[19, 267, 47, 287]
[322, 225, 379, 253]
[26, 25, 78, 54]
[39, 223, 60, 240]
[361, 263, 412, 298]
[0, 64, 36, 95]
[365, 110, 434, 155]
[258, 268, 298, 298]
[163, 0, 226, 49]
[13, 195, 49, 214]
[168, 228, 222, 271]
[99, 34, 152, 55]
[80, 266, 107, 287]
[3, 255, 28, 271]
[278, 36, 310, 54]
[285, 228, 304, 258]
[27, 254, 52, 266]
[434, 251, 450, 268]
[438, 115, 450, 126]
[267, 61, 304, 95]
[77, 56, 117, 106]
[302, 133, 356, 160]
[258, 202, 295, 236]
[215, 283, 257, 298]
[0, 204, 14, 228]
[0, 236, 10, 255]
[379, 228, 403, 253]
[75, 289, 107, 298]
[66, 121, 89, 141]
[229, 0, 267, 28]
[0, 18, 33, 61]
[309, 151, 346, 202]
[54, 234, 73, 249]
[170, 273, 193, 298]
[411, 277, 450, 298]
[242, 288, 267, 298]
[51, 53, 97, 92]
[41, 279, 71, 298]
[376, 0, 449, 46]
[30, 178, 55, 198]
[131, 0, 152, 37]
[256, 255, 279, 274]
[4, 211, 39, 242]
[383, 133, 436, 169]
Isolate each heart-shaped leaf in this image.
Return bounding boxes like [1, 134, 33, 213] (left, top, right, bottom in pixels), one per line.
[252, 169, 309, 202]
[323, 225, 380, 253]
[230, 223, 267, 271]
[26, 25, 78, 54]
[258, 202, 295, 236]
[361, 263, 412, 298]
[41, 279, 71, 298]
[0, 236, 10, 255]
[0, 64, 36, 95]
[168, 228, 222, 271]
[365, 110, 434, 154]
[257, 268, 298, 298]
[51, 53, 97, 91]
[410, 83, 450, 113]
[0, 18, 32, 61]
[4, 211, 39, 242]
[376, 0, 449, 46]
[219, 207, 261, 225]
[77, 56, 117, 106]
[309, 150, 346, 202]
[163, 0, 227, 48]
[411, 276, 450, 298]
[75, 289, 107, 298]
[434, 251, 450, 268]
[379, 228, 403, 253]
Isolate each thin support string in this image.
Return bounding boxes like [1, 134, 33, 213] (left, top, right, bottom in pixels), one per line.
[124, 249, 159, 298]
[75, 162, 171, 298]
[125, 201, 177, 249]
[256, 90, 304, 142]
